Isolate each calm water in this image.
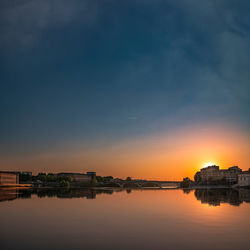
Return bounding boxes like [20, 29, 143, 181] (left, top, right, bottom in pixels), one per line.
[1, 188, 250, 250]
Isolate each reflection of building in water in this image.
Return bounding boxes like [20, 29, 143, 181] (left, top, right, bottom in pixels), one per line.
[194, 188, 250, 206]
[0, 189, 18, 202]
[0, 171, 19, 186]
[30, 188, 97, 199]
[238, 188, 250, 203]
[55, 189, 96, 199]
[0, 188, 127, 203]
[194, 166, 242, 185]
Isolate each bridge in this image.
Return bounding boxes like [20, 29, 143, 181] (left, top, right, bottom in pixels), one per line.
[147, 181, 181, 188]
[116, 181, 181, 189]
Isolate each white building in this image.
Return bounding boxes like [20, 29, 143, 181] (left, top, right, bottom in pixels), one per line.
[238, 171, 250, 187]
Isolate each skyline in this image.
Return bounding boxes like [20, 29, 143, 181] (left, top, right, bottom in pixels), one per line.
[1, 122, 249, 180]
[1, 0, 250, 180]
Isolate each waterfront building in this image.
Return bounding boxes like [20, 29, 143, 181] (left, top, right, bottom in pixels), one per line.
[0, 171, 19, 186]
[222, 166, 242, 184]
[19, 171, 32, 183]
[194, 165, 242, 185]
[238, 169, 250, 187]
[20, 171, 32, 177]
[86, 172, 97, 180]
[57, 172, 96, 183]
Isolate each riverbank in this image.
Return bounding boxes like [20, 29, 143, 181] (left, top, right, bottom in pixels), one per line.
[0, 184, 32, 188]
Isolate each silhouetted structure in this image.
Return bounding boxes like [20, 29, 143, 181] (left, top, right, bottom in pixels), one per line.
[19, 172, 32, 183]
[194, 165, 242, 185]
[57, 172, 96, 184]
[238, 169, 250, 187]
[86, 172, 96, 180]
[0, 171, 19, 186]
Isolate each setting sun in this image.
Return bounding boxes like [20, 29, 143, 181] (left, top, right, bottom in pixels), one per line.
[203, 162, 217, 168]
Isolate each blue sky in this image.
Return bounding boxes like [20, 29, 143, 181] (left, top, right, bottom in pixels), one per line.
[0, 0, 249, 176]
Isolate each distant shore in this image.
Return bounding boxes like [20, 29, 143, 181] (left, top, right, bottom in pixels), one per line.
[2, 185, 248, 191]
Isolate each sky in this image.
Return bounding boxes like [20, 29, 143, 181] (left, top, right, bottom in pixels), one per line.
[0, 0, 249, 180]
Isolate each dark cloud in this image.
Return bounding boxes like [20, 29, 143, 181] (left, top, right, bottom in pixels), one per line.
[0, 0, 97, 47]
[0, 0, 249, 155]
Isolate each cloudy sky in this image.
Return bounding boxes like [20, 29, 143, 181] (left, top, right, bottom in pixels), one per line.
[0, 0, 249, 179]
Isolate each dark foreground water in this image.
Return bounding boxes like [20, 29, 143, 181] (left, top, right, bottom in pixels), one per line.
[1, 188, 250, 250]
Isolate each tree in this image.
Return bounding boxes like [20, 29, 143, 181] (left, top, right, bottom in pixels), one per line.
[126, 177, 132, 182]
[46, 173, 57, 182]
[180, 177, 193, 188]
[60, 180, 70, 188]
[103, 176, 114, 182]
[91, 178, 97, 186]
[96, 176, 103, 182]
[37, 173, 46, 182]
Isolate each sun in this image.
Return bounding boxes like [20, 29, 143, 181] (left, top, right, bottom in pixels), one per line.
[203, 162, 216, 168]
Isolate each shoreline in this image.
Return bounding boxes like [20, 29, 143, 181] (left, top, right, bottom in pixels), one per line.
[1, 186, 249, 191]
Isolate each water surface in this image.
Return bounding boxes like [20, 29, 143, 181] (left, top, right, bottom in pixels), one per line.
[1, 188, 250, 250]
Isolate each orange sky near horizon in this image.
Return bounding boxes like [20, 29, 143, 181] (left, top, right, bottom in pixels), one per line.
[1, 123, 249, 180]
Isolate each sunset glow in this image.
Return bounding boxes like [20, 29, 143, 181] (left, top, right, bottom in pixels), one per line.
[1, 122, 249, 180]
[202, 162, 217, 168]
[0, 0, 249, 182]
[1, 1, 250, 249]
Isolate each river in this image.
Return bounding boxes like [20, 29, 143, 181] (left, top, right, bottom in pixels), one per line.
[0, 188, 250, 250]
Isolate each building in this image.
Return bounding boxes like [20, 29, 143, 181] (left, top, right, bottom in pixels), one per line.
[20, 171, 32, 177]
[0, 171, 19, 186]
[194, 165, 242, 185]
[57, 172, 96, 183]
[86, 172, 96, 180]
[222, 166, 242, 184]
[19, 172, 32, 183]
[238, 169, 250, 187]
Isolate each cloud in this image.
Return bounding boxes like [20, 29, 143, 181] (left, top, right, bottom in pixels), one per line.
[0, 0, 97, 47]
[0, 0, 249, 156]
